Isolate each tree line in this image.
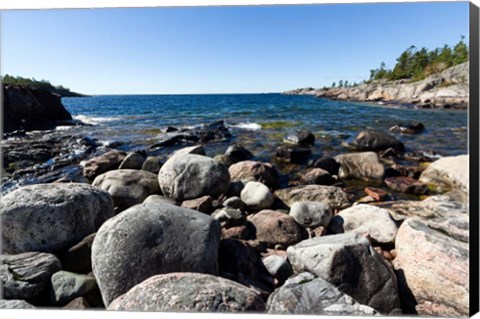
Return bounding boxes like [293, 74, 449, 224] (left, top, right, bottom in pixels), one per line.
[1, 74, 83, 97]
[368, 36, 468, 82]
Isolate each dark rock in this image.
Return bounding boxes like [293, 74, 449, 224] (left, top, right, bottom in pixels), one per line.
[60, 233, 96, 274]
[389, 121, 425, 134]
[311, 157, 341, 175]
[342, 129, 405, 153]
[213, 207, 247, 228]
[1, 183, 114, 254]
[118, 152, 145, 170]
[141, 156, 162, 174]
[275, 145, 311, 164]
[3, 84, 73, 133]
[92, 202, 221, 306]
[224, 144, 254, 163]
[229, 161, 279, 189]
[283, 130, 315, 147]
[107, 273, 265, 312]
[261, 255, 293, 284]
[1, 252, 61, 300]
[384, 176, 429, 195]
[223, 196, 246, 211]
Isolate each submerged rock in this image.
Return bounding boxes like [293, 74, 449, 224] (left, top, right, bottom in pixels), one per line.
[92, 202, 220, 305]
[283, 130, 315, 147]
[342, 129, 405, 153]
[108, 272, 265, 312]
[389, 121, 425, 134]
[1, 183, 114, 254]
[275, 145, 311, 164]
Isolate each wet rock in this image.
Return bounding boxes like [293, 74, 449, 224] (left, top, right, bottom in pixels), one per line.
[1, 183, 114, 254]
[287, 233, 401, 314]
[393, 211, 468, 317]
[141, 156, 162, 174]
[262, 255, 292, 284]
[159, 153, 230, 201]
[311, 157, 341, 175]
[223, 196, 246, 211]
[118, 152, 145, 170]
[92, 202, 220, 305]
[224, 144, 254, 163]
[240, 181, 274, 210]
[364, 187, 389, 201]
[289, 201, 332, 228]
[50, 271, 98, 305]
[283, 130, 315, 147]
[181, 195, 213, 214]
[342, 129, 405, 153]
[1, 252, 61, 300]
[335, 152, 385, 181]
[107, 272, 265, 312]
[82, 150, 126, 180]
[229, 161, 279, 189]
[384, 176, 428, 195]
[61, 233, 96, 274]
[275, 145, 311, 164]
[389, 121, 425, 134]
[212, 207, 247, 228]
[299, 168, 335, 185]
[274, 185, 351, 209]
[93, 169, 160, 212]
[0, 299, 36, 309]
[267, 272, 378, 315]
[219, 239, 272, 293]
[329, 204, 398, 244]
[419, 154, 469, 193]
[247, 210, 306, 248]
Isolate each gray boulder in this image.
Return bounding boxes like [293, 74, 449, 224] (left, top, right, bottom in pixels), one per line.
[419, 154, 469, 193]
[158, 153, 230, 201]
[1, 183, 114, 254]
[108, 272, 265, 312]
[240, 181, 274, 210]
[92, 202, 220, 306]
[143, 194, 177, 205]
[274, 185, 351, 209]
[92, 169, 160, 212]
[287, 233, 401, 314]
[1, 252, 61, 300]
[118, 152, 145, 170]
[342, 129, 405, 152]
[50, 271, 98, 305]
[141, 156, 162, 174]
[267, 272, 378, 315]
[334, 152, 385, 181]
[0, 299, 35, 309]
[289, 201, 332, 228]
[329, 204, 398, 244]
[262, 255, 293, 283]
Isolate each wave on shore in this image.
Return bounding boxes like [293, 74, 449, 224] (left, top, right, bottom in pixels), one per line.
[73, 115, 120, 125]
[227, 122, 262, 131]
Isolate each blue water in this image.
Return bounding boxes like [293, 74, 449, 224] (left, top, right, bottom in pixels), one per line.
[62, 94, 468, 163]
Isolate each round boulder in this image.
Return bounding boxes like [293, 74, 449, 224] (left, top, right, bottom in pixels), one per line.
[289, 201, 333, 228]
[92, 202, 220, 306]
[229, 161, 279, 189]
[159, 153, 230, 201]
[92, 169, 160, 212]
[108, 272, 265, 312]
[1, 183, 114, 254]
[240, 181, 274, 210]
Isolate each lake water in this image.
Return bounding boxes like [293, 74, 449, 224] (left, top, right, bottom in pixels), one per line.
[62, 94, 468, 164]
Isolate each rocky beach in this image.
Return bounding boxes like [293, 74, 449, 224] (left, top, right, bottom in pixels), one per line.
[0, 81, 470, 316]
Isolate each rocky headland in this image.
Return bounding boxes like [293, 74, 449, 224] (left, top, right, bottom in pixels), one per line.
[284, 62, 469, 109]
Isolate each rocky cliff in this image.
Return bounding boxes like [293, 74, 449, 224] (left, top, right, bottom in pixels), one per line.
[284, 62, 469, 109]
[3, 84, 74, 133]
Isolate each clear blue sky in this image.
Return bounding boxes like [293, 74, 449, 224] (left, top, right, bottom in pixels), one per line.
[1, 2, 470, 94]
